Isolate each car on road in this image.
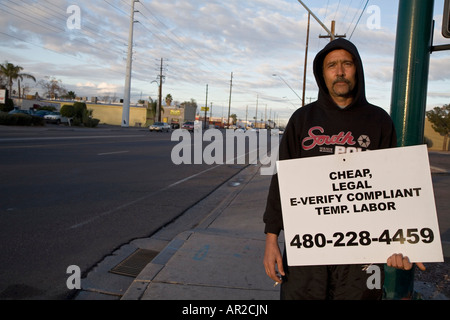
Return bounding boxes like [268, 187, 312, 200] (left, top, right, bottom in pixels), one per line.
[149, 122, 171, 132]
[44, 112, 69, 124]
[181, 121, 195, 132]
[181, 121, 201, 132]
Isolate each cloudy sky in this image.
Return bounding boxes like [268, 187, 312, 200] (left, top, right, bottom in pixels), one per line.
[1, 0, 449, 124]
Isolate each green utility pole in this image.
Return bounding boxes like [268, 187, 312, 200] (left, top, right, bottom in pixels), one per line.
[387, 0, 435, 300]
[390, 0, 434, 147]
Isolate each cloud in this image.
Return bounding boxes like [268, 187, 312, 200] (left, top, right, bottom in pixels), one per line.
[76, 82, 96, 88]
[1, 0, 449, 122]
[429, 56, 450, 81]
[75, 81, 120, 95]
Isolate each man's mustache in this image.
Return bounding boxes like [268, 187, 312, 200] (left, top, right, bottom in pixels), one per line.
[333, 77, 351, 85]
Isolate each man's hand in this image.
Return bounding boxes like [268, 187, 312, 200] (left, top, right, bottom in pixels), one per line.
[263, 233, 285, 284]
[387, 253, 426, 271]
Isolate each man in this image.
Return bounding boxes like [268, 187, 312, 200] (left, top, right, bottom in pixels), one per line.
[263, 38, 424, 300]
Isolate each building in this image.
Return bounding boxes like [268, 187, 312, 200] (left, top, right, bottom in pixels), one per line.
[160, 104, 197, 128]
[18, 98, 147, 127]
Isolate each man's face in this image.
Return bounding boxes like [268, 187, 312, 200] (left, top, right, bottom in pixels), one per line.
[323, 49, 356, 102]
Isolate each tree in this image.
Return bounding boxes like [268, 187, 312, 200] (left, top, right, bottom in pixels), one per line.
[149, 97, 164, 122]
[0, 61, 36, 98]
[165, 93, 173, 106]
[64, 91, 77, 100]
[426, 104, 450, 151]
[180, 99, 197, 109]
[38, 76, 67, 99]
[230, 113, 237, 125]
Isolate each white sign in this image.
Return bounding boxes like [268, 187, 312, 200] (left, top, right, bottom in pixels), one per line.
[0, 89, 6, 104]
[276, 145, 443, 266]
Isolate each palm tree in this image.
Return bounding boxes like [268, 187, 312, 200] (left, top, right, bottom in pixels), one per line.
[165, 93, 173, 106]
[0, 61, 36, 98]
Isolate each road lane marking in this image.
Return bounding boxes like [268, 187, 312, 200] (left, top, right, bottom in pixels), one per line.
[430, 166, 448, 173]
[97, 151, 130, 156]
[68, 149, 254, 230]
[67, 164, 224, 230]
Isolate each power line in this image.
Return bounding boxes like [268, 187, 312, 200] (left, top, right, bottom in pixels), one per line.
[0, 2, 62, 34]
[137, 2, 230, 78]
[103, 0, 130, 16]
[41, 0, 128, 46]
[0, 31, 125, 77]
[346, 0, 365, 34]
[333, 0, 342, 21]
[349, 0, 370, 39]
[3, 0, 127, 59]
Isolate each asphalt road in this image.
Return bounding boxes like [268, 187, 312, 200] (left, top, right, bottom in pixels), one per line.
[429, 151, 450, 244]
[0, 125, 250, 299]
[0, 125, 448, 300]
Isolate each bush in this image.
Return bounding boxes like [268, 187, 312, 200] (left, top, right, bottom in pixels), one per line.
[0, 98, 14, 113]
[71, 117, 82, 126]
[0, 111, 9, 125]
[60, 104, 75, 118]
[0, 112, 45, 126]
[31, 115, 45, 126]
[83, 117, 100, 128]
[11, 113, 30, 126]
[38, 106, 57, 112]
[57, 102, 99, 127]
[73, 102, 87, 120]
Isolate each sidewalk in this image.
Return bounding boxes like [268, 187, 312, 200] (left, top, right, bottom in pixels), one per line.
[121, 164, 280, 300]
[120, 163, 449, 300]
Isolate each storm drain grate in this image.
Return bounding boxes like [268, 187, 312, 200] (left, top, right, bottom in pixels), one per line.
[110, 248, 159, 278]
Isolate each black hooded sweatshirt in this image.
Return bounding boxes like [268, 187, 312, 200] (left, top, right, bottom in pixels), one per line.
[263, 39, 397, 300]
[264, 38, 397, 236]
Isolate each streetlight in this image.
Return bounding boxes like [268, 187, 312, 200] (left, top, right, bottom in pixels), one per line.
[272, 74, 303, 104]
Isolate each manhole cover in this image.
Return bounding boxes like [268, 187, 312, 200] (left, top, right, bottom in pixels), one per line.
[110, 248, 159, 278]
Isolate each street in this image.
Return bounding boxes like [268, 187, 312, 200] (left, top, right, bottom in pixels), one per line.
[0, 125, 448, 300]
[0, 125, 249, 299]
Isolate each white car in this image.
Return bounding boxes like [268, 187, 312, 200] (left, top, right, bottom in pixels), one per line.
[149, 122, 171, 132]
[44, 112, 69, 124]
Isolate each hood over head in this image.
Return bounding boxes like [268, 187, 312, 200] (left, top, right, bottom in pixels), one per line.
[313, 38, 367, 109]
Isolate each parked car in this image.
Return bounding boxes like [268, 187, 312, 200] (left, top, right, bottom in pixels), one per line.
[149, 122, 171, 132]
[33, 110, 53, 118]
[44, 112, 69, 124]
[181, 121, 195, 132]
[8, 109, 30, 115]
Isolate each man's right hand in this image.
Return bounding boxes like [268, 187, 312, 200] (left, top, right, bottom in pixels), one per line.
[263, 233, 285, 284]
